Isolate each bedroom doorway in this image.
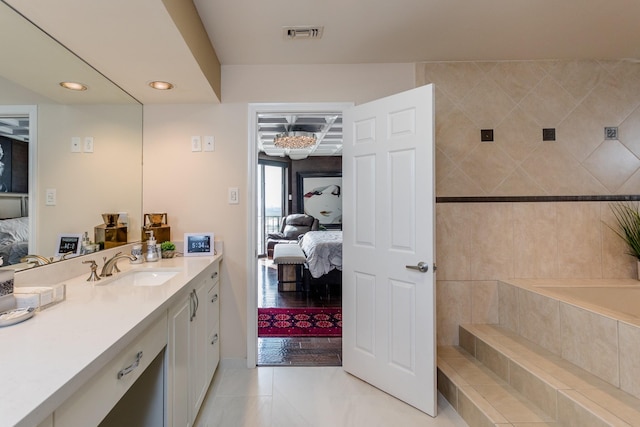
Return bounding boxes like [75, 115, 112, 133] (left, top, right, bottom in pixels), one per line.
[250, 103, 352, 367]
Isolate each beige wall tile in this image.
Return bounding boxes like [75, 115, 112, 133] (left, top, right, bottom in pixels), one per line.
[556, 202, 602, 278]
[493, 168, 548, 196]
[475, 339, 509, 382]
[418, 62, 485, 103]
[619, 106, 640, 159]
[557, 103, 604, 162]
[545, 60, 607, 102]
[472, 384, 553, 423]
[518, 289, 561, 355]
[460, 77, 516, 128]
[460, 143, 517, 194]
[618, 322, 640, 399]
[425, 60, 638, 196]
[488, 62, 547, 103]
[437, 367, 458, 410]
[560, 303, 619, 386]
[557, 390, 630, 427]
[436, 281, 471, 346]
[436, 167, 486, 197]
[471, 281, 499, 324]
[582, 140, 640, 193]
[498, 281, 519, 333]
[458, 385, 510, 427]
[436, 203, 472, 280]
[513, 203, 558, 278]
[468, 203, 514, 280]
[600, 203, 637, 279]
[509, 362, 558, 420]
[436, 109, 481, 165]
[519, 75, 576, 126]
[495, 107, 542, 163]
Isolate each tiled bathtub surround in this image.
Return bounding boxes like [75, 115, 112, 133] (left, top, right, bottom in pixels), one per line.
[416, 60, 640, 197]
[435, 200, 637, 345]
[497, 278, 640, 400]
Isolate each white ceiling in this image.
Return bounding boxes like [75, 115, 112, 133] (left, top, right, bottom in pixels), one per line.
[5, 0, 640, 106]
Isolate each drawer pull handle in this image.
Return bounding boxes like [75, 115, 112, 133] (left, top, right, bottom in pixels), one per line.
[211, 271, 218, 279]
[211, 334, 219, 345]
[117, 351, 143, 379]
[211, 294, 218, 303]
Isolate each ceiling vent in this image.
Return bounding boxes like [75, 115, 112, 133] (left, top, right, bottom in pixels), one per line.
[283, 26, 324, 40]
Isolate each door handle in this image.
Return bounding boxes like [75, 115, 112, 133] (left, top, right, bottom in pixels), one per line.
[406, 262, 429, 273]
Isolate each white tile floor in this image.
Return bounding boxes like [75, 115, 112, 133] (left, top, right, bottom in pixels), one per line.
[195, 365, 469, 427]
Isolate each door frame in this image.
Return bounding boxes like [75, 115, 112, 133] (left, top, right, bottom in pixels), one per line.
[246, 102, 353, 368]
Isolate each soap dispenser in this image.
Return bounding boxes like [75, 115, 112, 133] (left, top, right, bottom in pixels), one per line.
[145, 231, 160, 262]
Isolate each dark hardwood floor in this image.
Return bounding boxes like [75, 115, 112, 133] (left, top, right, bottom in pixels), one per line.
[257, 258, 342, 366]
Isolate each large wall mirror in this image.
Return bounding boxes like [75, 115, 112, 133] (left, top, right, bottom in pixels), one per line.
[0, 1, 142, 266]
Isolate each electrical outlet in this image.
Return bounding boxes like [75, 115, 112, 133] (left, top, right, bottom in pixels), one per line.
[204, 136, 215, 152]
[191, 136, 202, 152]
[71, 137, 81, 153]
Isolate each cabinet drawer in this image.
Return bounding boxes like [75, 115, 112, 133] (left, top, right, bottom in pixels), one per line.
[54, 314, 168, 427]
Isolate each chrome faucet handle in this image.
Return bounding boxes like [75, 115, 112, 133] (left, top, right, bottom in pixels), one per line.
[82, 260, 101, 282]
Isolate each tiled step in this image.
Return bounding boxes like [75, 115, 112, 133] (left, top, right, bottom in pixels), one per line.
[438, 323, 640, 427]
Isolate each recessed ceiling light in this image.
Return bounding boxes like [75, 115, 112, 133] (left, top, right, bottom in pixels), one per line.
[59, 82, 88, 91]
[148, 81, 174, 90]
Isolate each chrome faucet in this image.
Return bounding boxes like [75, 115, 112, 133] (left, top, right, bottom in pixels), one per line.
[100, 253, 136, 277]
[20, 254, 52, 266]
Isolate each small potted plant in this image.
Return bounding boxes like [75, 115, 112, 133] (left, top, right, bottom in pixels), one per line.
[609, 202, 640, 279]
[160, 241, 177, 258]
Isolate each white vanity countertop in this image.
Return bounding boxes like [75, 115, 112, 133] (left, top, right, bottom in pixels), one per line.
[0, 254, 222, 427]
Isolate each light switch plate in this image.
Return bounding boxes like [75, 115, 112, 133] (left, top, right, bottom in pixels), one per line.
[84, 136, 94, 153]
[228, 187, 239, 204]
[191, 136, 202, 152]
[45, 188, 57, 206]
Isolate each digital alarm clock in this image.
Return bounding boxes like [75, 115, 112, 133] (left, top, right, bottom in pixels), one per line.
[183, 233, 215, 256]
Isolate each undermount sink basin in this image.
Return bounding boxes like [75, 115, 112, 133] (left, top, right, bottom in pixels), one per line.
[110, 270, 179, 287]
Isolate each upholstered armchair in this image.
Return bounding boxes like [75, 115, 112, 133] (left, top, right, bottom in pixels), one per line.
[266, 213, 319, 258]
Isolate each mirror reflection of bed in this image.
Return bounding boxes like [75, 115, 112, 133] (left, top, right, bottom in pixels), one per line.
[0, 193, 29, 266]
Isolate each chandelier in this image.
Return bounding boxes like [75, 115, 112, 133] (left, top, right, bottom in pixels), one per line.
[273, 131, 317, 149]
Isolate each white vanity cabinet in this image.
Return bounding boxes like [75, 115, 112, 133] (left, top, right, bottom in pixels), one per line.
[167, 260, 220, 427]
[53, 313, 168, 427]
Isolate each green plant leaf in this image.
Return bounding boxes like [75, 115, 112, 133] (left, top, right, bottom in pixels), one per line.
[608, 202, 640, 260]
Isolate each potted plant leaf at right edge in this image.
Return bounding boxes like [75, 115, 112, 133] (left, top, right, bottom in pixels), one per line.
[609, 202, 640, 279]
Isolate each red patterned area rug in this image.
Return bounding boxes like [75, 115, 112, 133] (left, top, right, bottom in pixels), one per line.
[258, 307, 342, 337]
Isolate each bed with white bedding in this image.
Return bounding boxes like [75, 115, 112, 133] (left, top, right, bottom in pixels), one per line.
[0, 193, 29, 265]
[299, 230, 342, 279]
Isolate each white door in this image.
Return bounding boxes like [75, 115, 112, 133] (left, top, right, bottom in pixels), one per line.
[342, 85, 436, 415]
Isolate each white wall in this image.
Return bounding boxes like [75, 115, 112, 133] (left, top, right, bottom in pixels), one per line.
[0, 76, 143, 257]
[38, 104, 143, 254]
[143, 63, 415, 360]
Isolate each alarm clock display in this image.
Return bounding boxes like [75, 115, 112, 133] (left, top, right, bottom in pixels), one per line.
[55, 234, 83, 257]
[58, 237, 80, 254]
[184, 233, 215, 256]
